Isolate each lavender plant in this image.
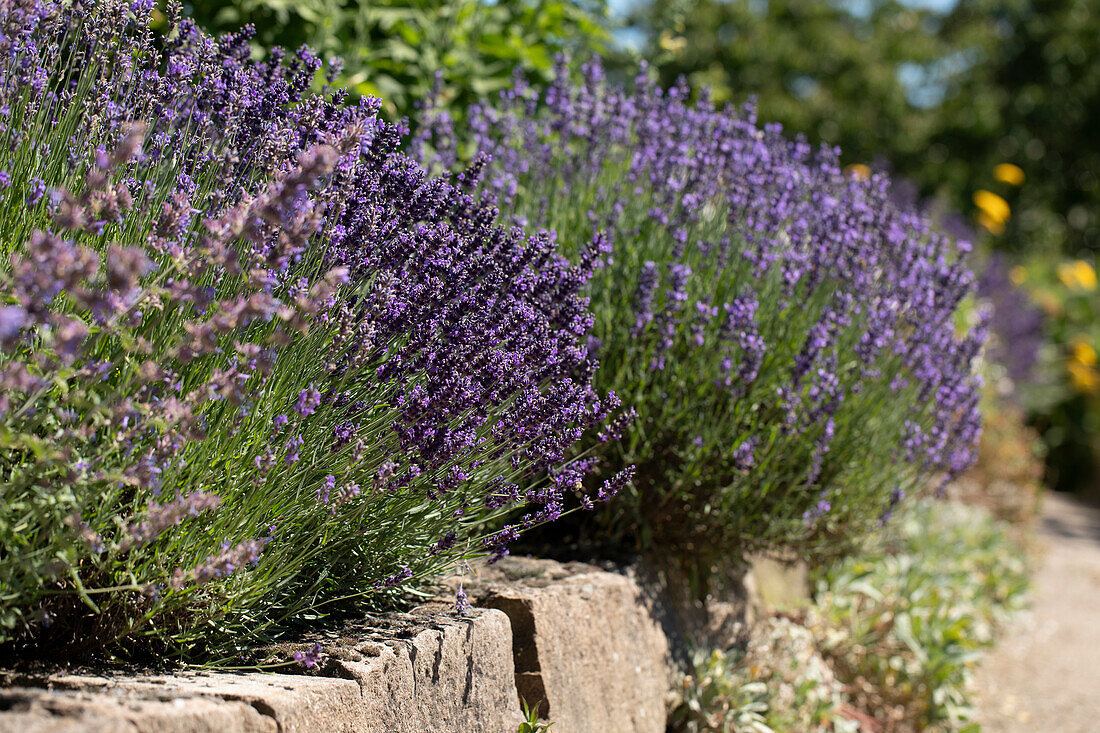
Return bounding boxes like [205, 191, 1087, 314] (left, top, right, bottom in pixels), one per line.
[0, 1, 612, 660]
[416, 60, 985, 563]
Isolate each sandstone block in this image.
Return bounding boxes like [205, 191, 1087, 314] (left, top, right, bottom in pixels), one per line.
[470, 559, 676, 733]
[332, 608, 522, 732]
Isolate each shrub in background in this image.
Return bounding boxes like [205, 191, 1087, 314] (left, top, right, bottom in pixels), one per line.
[184, 0, 612, 119]
[0, 1, 613, 660]
[416, 60, 984, 565]
[675, 497, 1028, 733]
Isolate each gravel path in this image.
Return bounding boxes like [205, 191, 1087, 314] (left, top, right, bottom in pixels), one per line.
[973, 491, 1100, 731]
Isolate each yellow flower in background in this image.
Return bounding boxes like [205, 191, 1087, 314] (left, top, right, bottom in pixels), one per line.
[976, 211, 1005, 235]
[1068, 360, 1100, 394]
[1075, 260, 1097, 290]
[1009, 266, 1028, 284]
[973, 189, 1011, 224]
[994, 163, 1026, 186]
[1073, 339, 1098, 367]
[1068, 337, 1100, 393]
[1057, 260, 1097, 290]
[845, 163, 872, 181]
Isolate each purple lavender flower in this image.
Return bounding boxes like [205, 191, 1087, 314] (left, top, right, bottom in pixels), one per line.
[803, 498, 832, 523]
[120, 491, 222, 551]
[0, 305, 26, 342]
[376, 460, 397, 483]
[284, 434, 304, 464]
[732, 438, 757, 471]
[597, 466, 636, 502]
[455, 585, 470, 616]
[317, 474, 336, 504]
[977, 253, 1045, 387]
[68, 514, 105, 555]
[597, 406, 637, 444]
[335, 481, 361, 505]
[878, 487, 906, 526]
[171, 538, 271, 590]
[332, 421, 357, 450]
[378, 566, 413, 588]
[295, 386, 322, 417]
[294, 642, 324, 668]
[632, 261, 659, 335]
[25, 177, 45, 206]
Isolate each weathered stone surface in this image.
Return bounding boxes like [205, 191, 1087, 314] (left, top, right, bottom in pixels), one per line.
[85, 671, 364, 733]
[0, 685, 273, 732]
[329, 607, 523, 731]
[1, 608, 521, 733]
[464, 557, 677, 733]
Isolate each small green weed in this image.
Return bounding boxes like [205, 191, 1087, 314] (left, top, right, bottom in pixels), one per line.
[518, 700, 553, 732]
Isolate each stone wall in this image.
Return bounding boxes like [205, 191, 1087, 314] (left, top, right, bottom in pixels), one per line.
[1, 557, 757, 733]
[1, 609, 520, 733]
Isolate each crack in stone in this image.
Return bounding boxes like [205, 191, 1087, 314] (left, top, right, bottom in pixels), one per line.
[406, 641, 419, 700]
[462, 655, 474, 706]
[430, 631, 445, 684]
[478, 594, 548, 719]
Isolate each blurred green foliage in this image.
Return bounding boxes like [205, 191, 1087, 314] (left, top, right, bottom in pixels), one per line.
[624, 0, 1100, 255]
[976, 0, 1100, 255]
[626, 0, 960, 182]
[1011, 256, 1100, 497]
[814, 498, 1029, 730]
[183, 0, 612, 118]
[672, 617, 855, 732]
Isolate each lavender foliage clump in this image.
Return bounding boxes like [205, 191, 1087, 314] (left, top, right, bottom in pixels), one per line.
[416, 59, 985, 561]
[0, 2, 609, 658]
